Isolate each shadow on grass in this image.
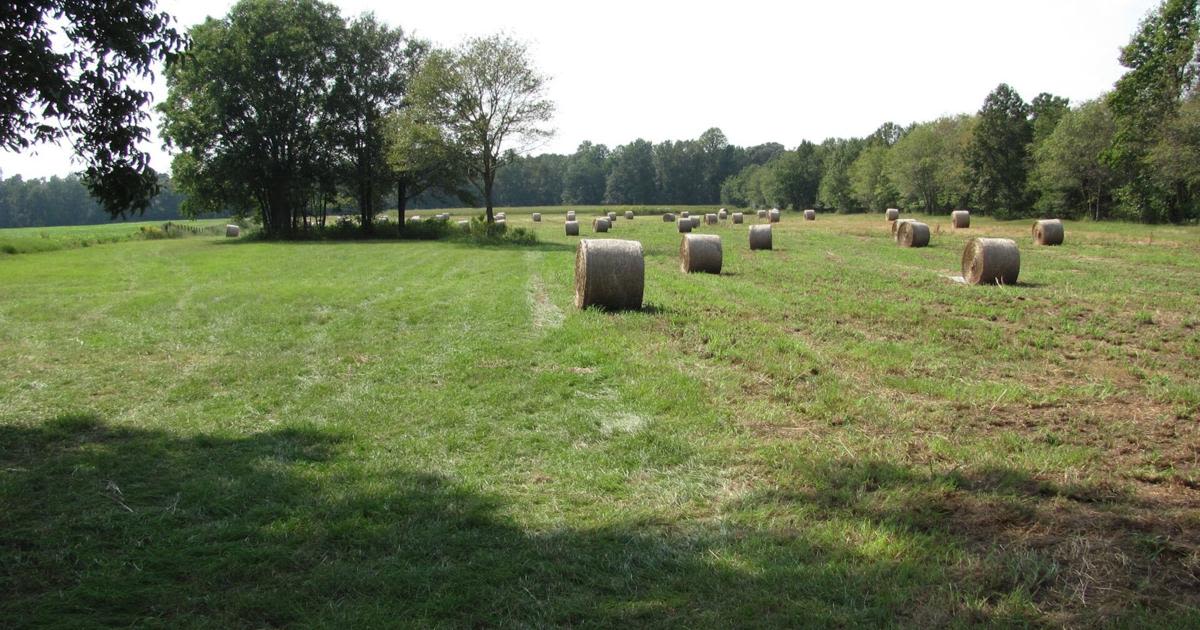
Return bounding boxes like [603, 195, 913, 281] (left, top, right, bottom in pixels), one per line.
[210, 235, 576, 253]
[2, 415, 1196, 627]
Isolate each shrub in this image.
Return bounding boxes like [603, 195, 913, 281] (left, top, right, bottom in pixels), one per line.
[464, 216, 537, 245]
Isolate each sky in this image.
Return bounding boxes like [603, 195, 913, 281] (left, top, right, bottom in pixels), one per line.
[0, 0, 1163, 179]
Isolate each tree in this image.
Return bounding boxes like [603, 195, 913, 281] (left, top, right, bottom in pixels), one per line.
[886, 116, 975, 213]
[1030, 92, 1070, 148]
[968, 83, 1033, 217]
[560, 141, 609, 205]
[408, 34, 554, 222]
[817, 138, 865, 211]
[848, 145, 897, 211]
[1033, 100, 1117, 220]
[385, 106, 473, 222]
[604, 139, 656, 204]
[1147, 94, 1200, 221]
[1, 0, 185, 216]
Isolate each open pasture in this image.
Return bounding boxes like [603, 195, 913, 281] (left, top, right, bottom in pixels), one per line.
[1, 209, 1198, 626]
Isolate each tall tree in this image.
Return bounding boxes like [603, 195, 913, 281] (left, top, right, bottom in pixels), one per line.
[560, 141, 609, 205]
[1, 0, 185, 216]
[817, 138, 865, 211]
[1033, 99, 1117, 220]
[848, 144, 897, 211]
[968, 83, 1033, 217]
[604, 139, 656, 204]
[1030, 93, 1071, 148]
[408, 34, 555, 222]
[385, 107, 472, 222]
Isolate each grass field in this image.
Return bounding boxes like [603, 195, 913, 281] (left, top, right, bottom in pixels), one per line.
[0, 218, 231, 256]
[2, 208, 1198, 627]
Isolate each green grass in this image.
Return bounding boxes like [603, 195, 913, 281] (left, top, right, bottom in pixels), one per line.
[2, 209, 1199, 627]
[0, 218, 228, 255]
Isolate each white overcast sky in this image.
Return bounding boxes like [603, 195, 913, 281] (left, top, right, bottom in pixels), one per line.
[0, 0, 1162, 179]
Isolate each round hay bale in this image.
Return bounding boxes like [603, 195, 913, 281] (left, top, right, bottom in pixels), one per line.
[607, 211, 617, 222]
[885, 208, 899, 221]
[458, 220, 470, 231]
[681, 211, 690, 218]
[803, 209, 816, 221]
[593, 218, 610, 233]
[678, 218, 693, 233]
[532, 213, 542, 222]
[566, 210, 577, 221]
[690, 216, 701, 228]
[575, 239, 644, 310]
[951, 210, 970, 228]
[962, 237, 1020, 285]
[495, 212, 506, 220]
[1033, 219, 1064, 245]
[705, 213, 718, 225]
[680, 233, 722, 274]
[749, 224, 772, 250]
[225, 224, 240, 238]
[718, 208, 728, 220]
[756, 209, 767, 218]
[495, 218, 507, 228]
[892, 218, 914, 238]
[769, 209, 781, 223]
[565, 220, 579, 236]
[625, 210, 635, 220]
[438, 213, 450, 221]
[663, 212, 676, 222]
[408, 216, 421, 223]
[897, 221, 930, 248]
[732, 212, 744, 224]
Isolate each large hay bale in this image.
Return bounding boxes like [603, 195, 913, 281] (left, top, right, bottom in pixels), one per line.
[897, 221, 930, 247]
[705, 213, 718, 225]
[769, 209, 781, 223]
[951, 210, 970, 228]
[680, 233, 722, 274]
[962, 237, 1020, 285]
[225, 224, 240, 238]
[532, 213, 542, 222]
[575, 239, 644, 310]
[593, 217, 611, 233]
[892, 218, 914, 238]
[1033, 219, 1064, 245]
[607, 211, 617, 222]
[678, 218, 693, 233]
[732, 212, 744, 224]
[625, 210, 635, 220]
[718, 208, 728, 220]
[756, 209, 767, 218]
[566, 210, 577, 221]
[803, 209, 816, 221]
[749, 224, 772, 250]
[885, 208, 899, 221]
[565, 220, 580, 236]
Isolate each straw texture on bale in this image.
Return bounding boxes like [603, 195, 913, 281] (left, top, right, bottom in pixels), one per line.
[718, 209, 728, 220]
[565, 220, 579, 235]
[566, 211, 576, 221]
[663, 212, 676, 222]
[962, 237, 1020, 285]
[732, 212, 744, 224]
[768, 209, 781, 223]
[225, 225, 240, 237]
[803, 209, 816, 221]
[749, 224, 772, 250]
[575, 239, 644, 310]
[705, 213, 718, 225]
[690, 216, 701, 228]
[756, 209, 767, 218]
[677, 218, 693, 233]
[891, 218, 914, 238]
[885, 208, 899, 221]
[495, 219, 507, 228]
[625, 211, 635, 220]
[532, 213, 541, 222]
[679, 233, 722, 274]
[496, 212, 506, 220]
[1033, 219, 1064, 245]
[681, 211, 690, 218]
[897, 221, 930, 248]
[593, 218, 610, 232]
[607, 211, 617, 222]
[951, 210, 970, 228]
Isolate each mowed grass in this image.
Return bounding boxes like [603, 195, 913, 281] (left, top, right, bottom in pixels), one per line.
[0, 218, 228, 255]
[1, 209, 1198, 627]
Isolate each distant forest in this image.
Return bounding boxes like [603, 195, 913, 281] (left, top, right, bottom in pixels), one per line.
[0, 174, 191, 228]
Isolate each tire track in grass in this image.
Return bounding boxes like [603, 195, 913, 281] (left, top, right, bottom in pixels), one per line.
[524, 251, 564, 330]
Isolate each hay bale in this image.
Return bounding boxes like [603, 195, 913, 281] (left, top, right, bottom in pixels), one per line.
[749, 224, 772, 250]
[593, 217, 611, 233]
[732, 212, 744, 224]
[678, 218, 693, 233]
[885, 208, 899, 221]
[892, 218, 914, 238]
[565, 220, 579, 236]
[680, 234, 722, 273]
[625, 210, 635, 220]
[803, 209, 815, 221]
[681, 211, 690, 218]
[897, 221, 930, 248]
[1033, 219, 1064, 245]
[566, 210, 576, 221]
[756, 209, 767, 218]
[690, 216, 701, 228]
[718, 208, 728, 220]
[607, 211, 617, 222]
[496, 212, 506, 220]
[951, 210, 970, 228]
[458, 220, 470, 231]
[225, 224, 240, 237]
[575, 238, 644, 310]
[532, 213, 542, 222]
[962, 237, 1020, 285]
[663, 212, 676, 222]
[705, 213, 718, 225]
[495, 218, 507, 228]
[769, 209, 781, 223]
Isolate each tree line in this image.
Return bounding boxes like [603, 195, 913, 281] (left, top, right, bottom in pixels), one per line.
[0, 173, 188, 228]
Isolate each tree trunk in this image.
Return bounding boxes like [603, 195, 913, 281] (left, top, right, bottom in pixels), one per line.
[484, 166, 495, 222]
[397, 179, 408, 224]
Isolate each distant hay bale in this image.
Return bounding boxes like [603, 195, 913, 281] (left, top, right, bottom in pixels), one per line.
[495, 212, 506, 220]
[951, 210, 970, 228]
[732, 212, 744, 224]
[593, 217, 611, 233]
[565, 220, 580, 235]
[897, 221, 930, 248]
[225, 224, 240, 237]
[885, 208, 899, 221]
[566, 210, 577, 221]
[756, 209, 767, 218]
[458, 220, 470, 231]
[680, 233, 722, 274]
[690, 216, 701, 228]
[408, 216, 421, 223]
[892, 218, 914, 238]
[803, 209, 815, 221]
[718, 208, 728, 220]
[437, 213, 450, 221]
[495, 218, 507, 228]
[663, 212, 676, 222]
[681, 211, 690, 218]
[575, 238, 644, 310]
[705, 213, 718, 225]
[607, 211, 618, 222]
[962, 237, 1020, 285]
[769, 209, 781, 222]
[625, 210, 635, 220]
[1033, 219, 1064, 245]
[678, 218, 693, 233]
[532, 213, 542, 222]
[749, 224, 772, 250]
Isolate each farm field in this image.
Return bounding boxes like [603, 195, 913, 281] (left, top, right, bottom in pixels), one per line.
[1, 210, 1198, 626]
[0, 218, 230, 256]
